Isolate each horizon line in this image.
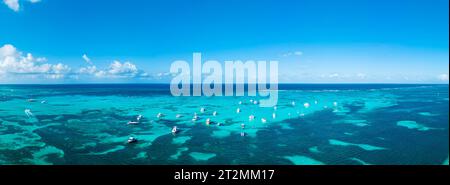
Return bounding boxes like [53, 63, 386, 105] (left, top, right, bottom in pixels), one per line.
[0, 83, 448, 85]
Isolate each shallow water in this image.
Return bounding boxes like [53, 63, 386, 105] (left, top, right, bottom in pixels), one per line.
[0, 84, 448, 165]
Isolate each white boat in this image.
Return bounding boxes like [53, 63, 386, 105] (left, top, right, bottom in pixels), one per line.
[236, 108, 241, 113]
[304, 102, 310, 108]
[127, 121, 139, 125]
[206, 118, 211, 125]
[24, 109, 33, 118]
[172, 126, 178, 134]
[127, 137, 138, 144]
[249, 115, 255, 121]
[212, 111, 217, 116]
[261, 118, 267, 123]
[157, 113, 164, 119]
[192, 113, 199, 121]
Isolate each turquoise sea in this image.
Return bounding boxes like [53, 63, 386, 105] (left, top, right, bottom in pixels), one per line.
[0, 84, 448, 165]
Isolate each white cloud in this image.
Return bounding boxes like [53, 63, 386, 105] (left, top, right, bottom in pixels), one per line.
[36, 57, 47, 62]
[0, 44, 71, 79]
[438, 74, 449, 81]
[3, 0, 19, 12]
[78, 60, 148, 79]
[82, 54, 92, 65]
[108, 61, 138, 76]
[282, 51, 303, 57]
[78, 65, 97, 74]
[3, 0, 41, 12]
[294, 51, 303, 56]
[328, 73, 340, 78]
[0, 44, 156, 82]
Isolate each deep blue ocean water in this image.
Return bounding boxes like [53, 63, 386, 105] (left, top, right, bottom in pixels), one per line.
[0, 84, 448, 165]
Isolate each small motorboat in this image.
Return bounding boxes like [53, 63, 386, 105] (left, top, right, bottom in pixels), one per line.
[236, 108, 241, 113]
[137, 115, 143, 121]
[127, 121, 139, 125]
[241, 123, 245, 129]
[127, 137, 138, 144]
[304, 102, 310, 108]
[200, 107, 206, 113]
[212, 111, 217, 116]
[192, 113, 199, 121]
[272, 113, 276, 119]
[176, 114, 182, 118]
[157, 113, 164, 119]
[24, 109, 33, 118]
[206, 118, 211, 125]
[261, 118, 267, 123]
[238, 101, 242, 105]
[172, 126, 178, 134]
[249, 115, 255, 121]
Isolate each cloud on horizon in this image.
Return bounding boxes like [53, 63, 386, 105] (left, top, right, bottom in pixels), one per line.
[78, 60, 149, 79]
[0, 44, 153, 83]
[0, 44, 71, 80]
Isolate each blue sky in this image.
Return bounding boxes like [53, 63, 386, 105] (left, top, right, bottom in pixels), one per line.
[0, 0, 448, 83]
